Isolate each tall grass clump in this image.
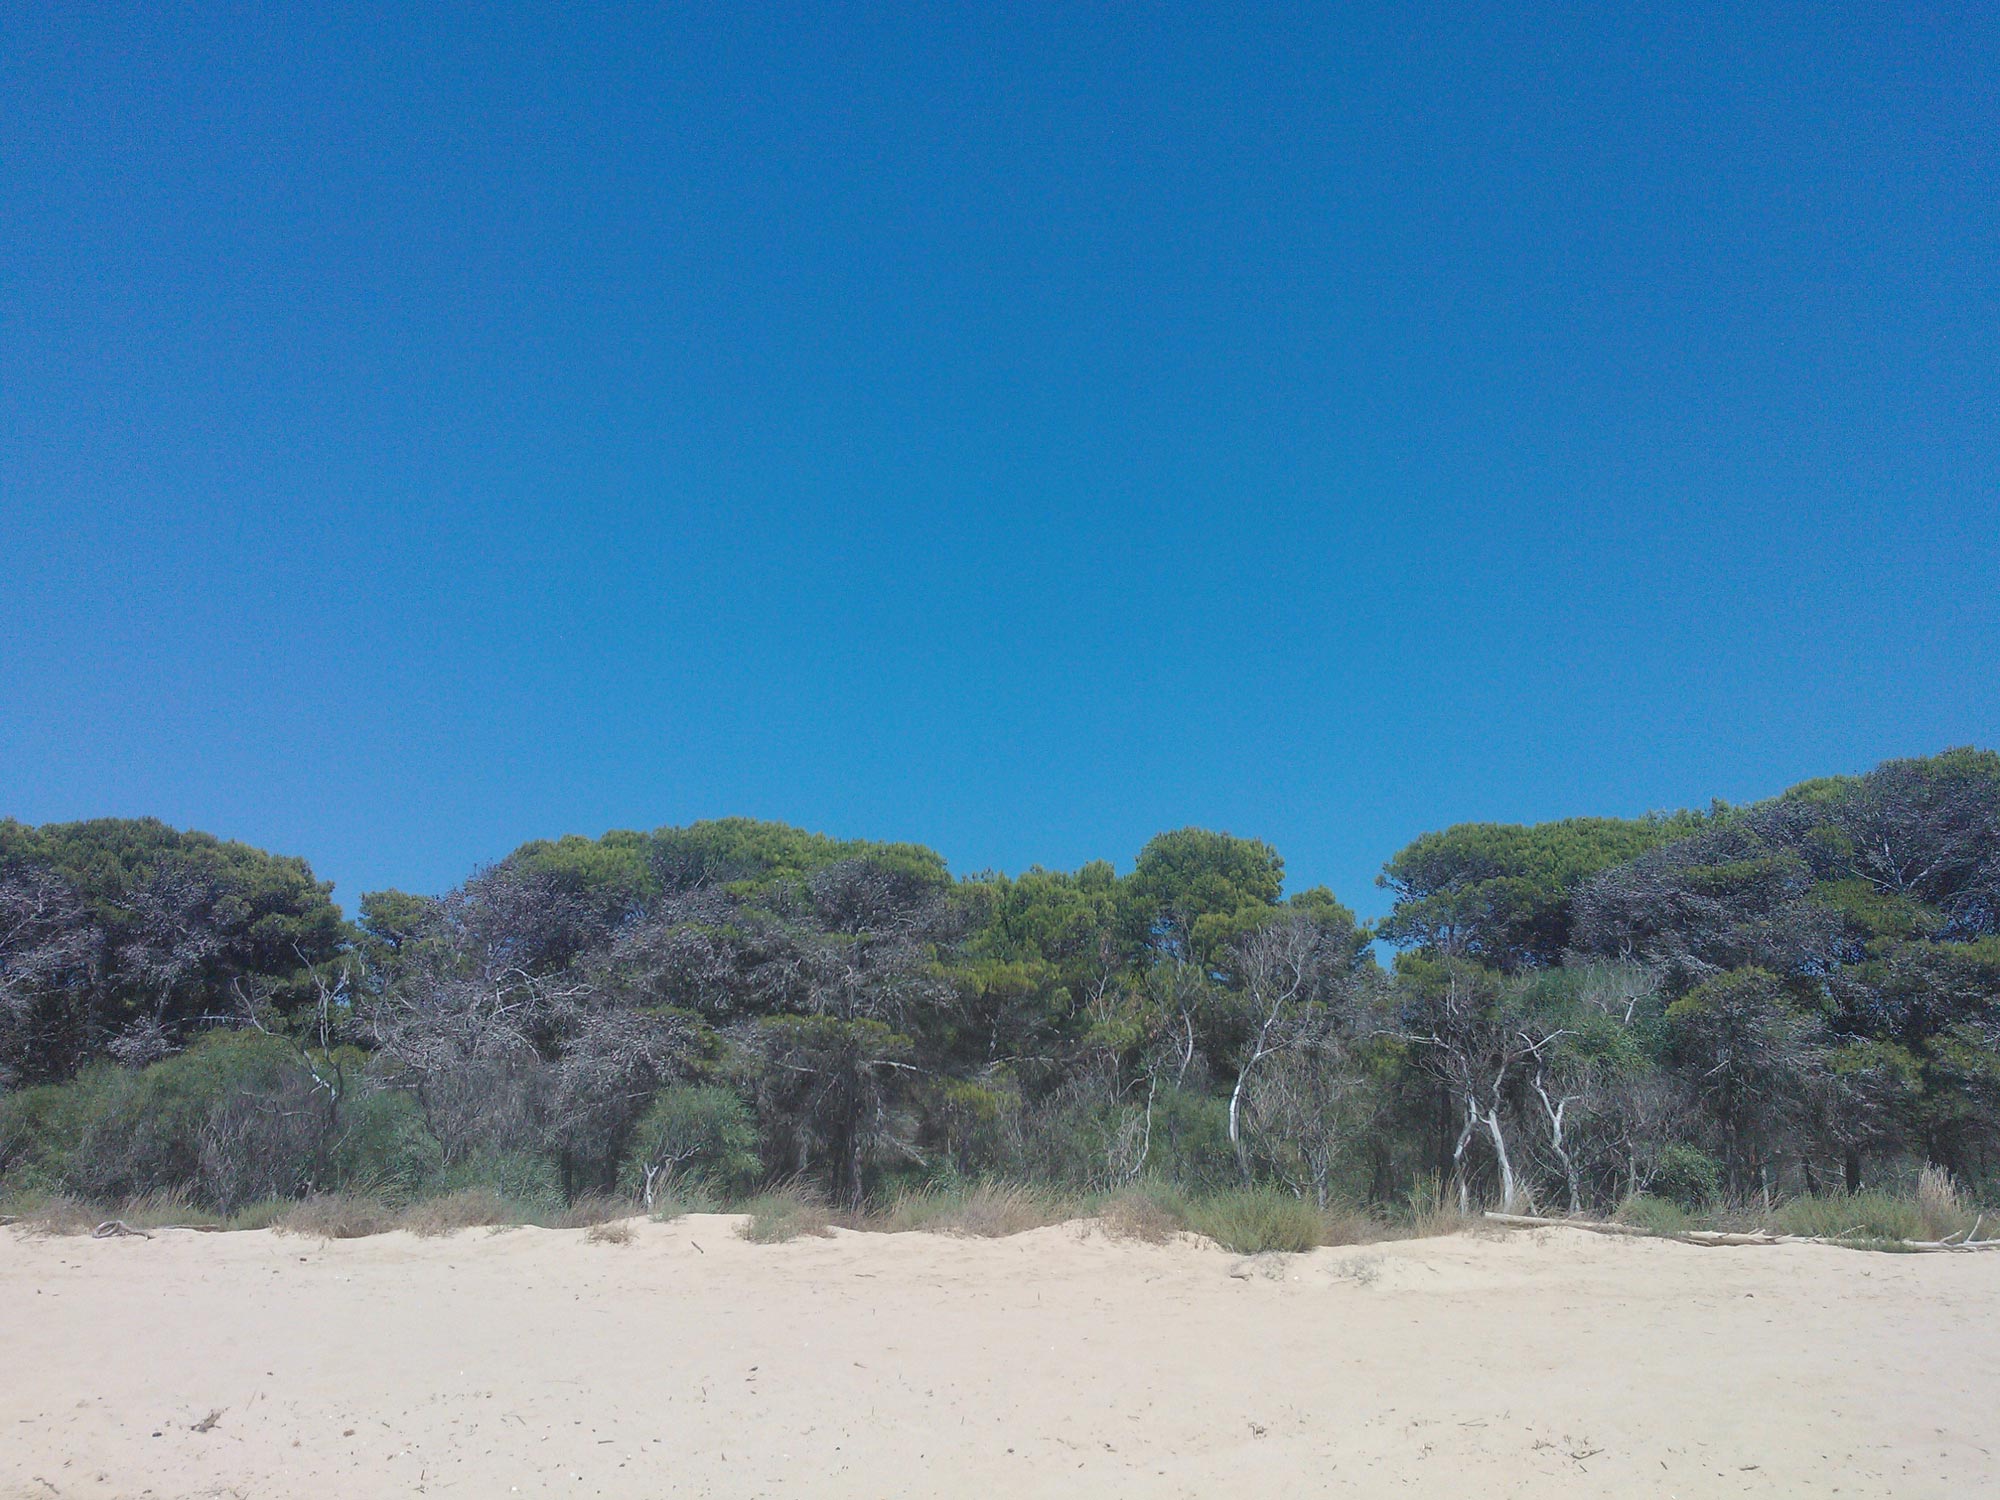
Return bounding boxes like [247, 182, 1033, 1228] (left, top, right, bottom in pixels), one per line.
[1395, 1175, 1472, 1240]
[397, 1187, 529, 1236]
[1094, 1179, 1194, 1243]
[274, 1194, 398, 1239]
[649, 1177, 724, 1221]
[0, 1188, 99, 1235]
[1184, 1186, 1324, 1254]
[879, 1180, 1068, 1237]
[1916, 1164, 1975, 1239]
[554, 1195, 635, 1230]
[737, 1181, 834, 1243]
[1774, 1174, 1976, 1244]
[1614, 1194, 1695, 1234]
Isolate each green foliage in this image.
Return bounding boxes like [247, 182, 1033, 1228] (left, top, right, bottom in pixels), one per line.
[646, 818, 950, 899]
[419, 1151, 566, 1217]
[1378, 814, 1701, 969]
[1128, 828, 1284, 961]
[625, 1085, 761, 1195]
[0, 1031, 302, 1203]
[0, 816, 350, 1075]
[4, 746, 1997, 1228]
[1650, 1145, 1722, 1209]
[510, 830, 658, 913]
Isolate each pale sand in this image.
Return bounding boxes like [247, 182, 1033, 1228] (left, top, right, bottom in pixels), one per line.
[3, 1217, 1993, 1498]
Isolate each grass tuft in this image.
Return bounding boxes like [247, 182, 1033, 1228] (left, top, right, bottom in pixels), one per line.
[649, 1178, 723, 1221]
[397, 1188, 526, 1237]
[0, 1189, 98, 1235]
[274, 1194, 398, 1240]
[1772, 1193, 1917, 1241]
[553, 1195, 634, 1231]
[1094, 1180, 1193, 1243]
[1184, 1187, 1324, 1255]
[737, 1182, 834, 1243]
[880, 1181, 1068, 1238]
[1615, 1194, 1695, 1234]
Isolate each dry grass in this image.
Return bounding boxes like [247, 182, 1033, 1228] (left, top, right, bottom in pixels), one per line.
[274, 1194, 398, 1240]
[554, 1195, 634, 1230]
[1, 1188, 228, 1236]
[586, 1218, 636, 1245]
[879, 1181, 1069, 1238]
[1916, 1164, 1973, 1239]
[397, 1189, 525, 1237]
[1319, 1204, 1391, 1246]
[1396, 1177, 1475, 1240]
[1094, 1182, 1191, 1244]
[737, 1181, 835, 1243]
[0, 1191, 99, 1236]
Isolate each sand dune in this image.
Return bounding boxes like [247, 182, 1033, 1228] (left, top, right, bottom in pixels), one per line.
[3, 1216, 1994, 1498]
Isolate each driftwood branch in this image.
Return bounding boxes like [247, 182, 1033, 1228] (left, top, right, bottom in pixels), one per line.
[1483, 1211, 2000, 1253]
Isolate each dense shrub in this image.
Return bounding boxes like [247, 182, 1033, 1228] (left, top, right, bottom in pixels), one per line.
[1651, 1145, 1723, 1210]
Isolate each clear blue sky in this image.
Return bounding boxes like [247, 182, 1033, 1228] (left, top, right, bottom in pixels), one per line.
[4, 4, 1995, 919]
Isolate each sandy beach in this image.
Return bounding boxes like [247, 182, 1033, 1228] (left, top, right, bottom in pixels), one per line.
[3, 1217, 1993, 1499]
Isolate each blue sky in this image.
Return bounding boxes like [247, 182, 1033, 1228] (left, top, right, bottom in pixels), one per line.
[4, 3, 1995, 917]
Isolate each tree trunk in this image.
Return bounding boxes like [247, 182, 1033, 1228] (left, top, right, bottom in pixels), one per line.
[1479, 1105, 1520, 1214]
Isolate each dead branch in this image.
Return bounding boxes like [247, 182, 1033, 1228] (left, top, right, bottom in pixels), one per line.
[1483, 1211, 2000, 1252]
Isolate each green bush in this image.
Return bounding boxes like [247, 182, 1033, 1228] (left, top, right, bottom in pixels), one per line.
[325, 1082, 440, 1201]
[1651, 1144, 1723, 1210]
[0, 1033, 313, 1207]
[622, 1086, 761, 1199]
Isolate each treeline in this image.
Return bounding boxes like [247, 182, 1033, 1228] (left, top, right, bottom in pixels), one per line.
[3, 748, 1997, 1220]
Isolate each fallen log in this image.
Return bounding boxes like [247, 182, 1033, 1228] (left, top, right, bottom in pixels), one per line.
[1482, 1211, 2000, 1253]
